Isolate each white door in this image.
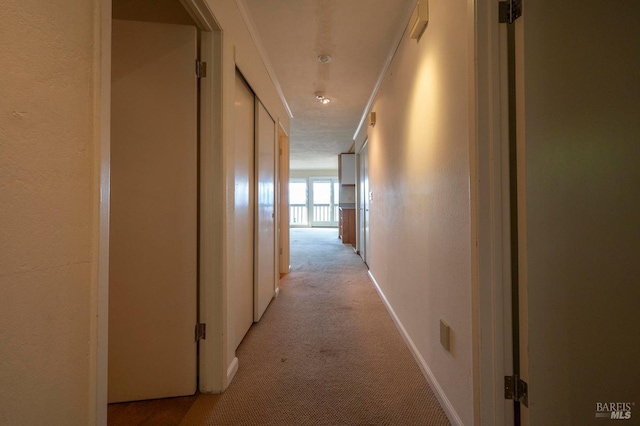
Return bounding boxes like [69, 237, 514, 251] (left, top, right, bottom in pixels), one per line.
[254, 101, 276, 321]
[359, 142, 370, 266]
[233, 71, 255, 348]
[514, 2, 640, 423]
[357, 151, 364, 258]
[310, 178, 339, 227]
[109, 20, 198, 402]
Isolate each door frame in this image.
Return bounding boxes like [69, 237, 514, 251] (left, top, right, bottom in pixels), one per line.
[179, 0, 226, 395]
[97, 1, 226, 421]
[277, 122, 290, 276]
[96, 2, 111, 422]
[471, 0, 514, 424]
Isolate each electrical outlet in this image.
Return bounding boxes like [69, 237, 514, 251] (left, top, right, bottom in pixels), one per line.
[440, 319, 450, 351]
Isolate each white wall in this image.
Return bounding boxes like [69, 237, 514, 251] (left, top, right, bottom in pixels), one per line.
[354, 0, 474, 423]
[0, 0, 102, 424]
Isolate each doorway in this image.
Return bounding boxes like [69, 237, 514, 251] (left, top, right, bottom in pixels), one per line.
[309, 178, 339, 227]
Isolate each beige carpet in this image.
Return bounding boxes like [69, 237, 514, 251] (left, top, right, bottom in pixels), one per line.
[182, 228, 450, 426]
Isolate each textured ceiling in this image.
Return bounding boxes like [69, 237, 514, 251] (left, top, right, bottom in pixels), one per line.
[243, 0, 413, 170]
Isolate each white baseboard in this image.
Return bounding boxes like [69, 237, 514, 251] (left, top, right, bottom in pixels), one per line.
[226, 357, 239, 386]
[367, 271, 464, 426]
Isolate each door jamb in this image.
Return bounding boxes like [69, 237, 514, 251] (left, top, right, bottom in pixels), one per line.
[96, 1, 112, 424]
[471, 0, 514, 424]
[179, 0, 226, 394]
[277, 122, 290, 277]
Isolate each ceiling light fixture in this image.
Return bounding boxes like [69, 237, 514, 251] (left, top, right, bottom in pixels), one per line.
[315, 91, 332, 104]
[317, 55, 332, 63]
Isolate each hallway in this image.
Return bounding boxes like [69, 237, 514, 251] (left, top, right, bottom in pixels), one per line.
[177, 228, 449, 425]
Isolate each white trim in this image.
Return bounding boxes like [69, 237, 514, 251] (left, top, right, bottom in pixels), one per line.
[95, 1, 111, 424]
[472, 0, 513, 424]
[277, 122, 290, 277]
[179, 0, 221, 31]
[352, 0, 418, 142]
[177, 2, 227, 394]
[235, 0, 293, 119]
[367, 271, 464, 426]
[227, 357, 239, 384]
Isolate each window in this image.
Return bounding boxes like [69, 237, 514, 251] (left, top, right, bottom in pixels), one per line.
[289, 176, 339, 227]
[289, 180, 308, 225]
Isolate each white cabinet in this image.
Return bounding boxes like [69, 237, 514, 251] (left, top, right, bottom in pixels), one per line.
[339, 153, 355, 185]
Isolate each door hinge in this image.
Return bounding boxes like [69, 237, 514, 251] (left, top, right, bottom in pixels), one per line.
[195, 323, 206, 341]
[505, 374, 529, 407]
[499, 0, 522, 24]
[196, 60, 207, 78]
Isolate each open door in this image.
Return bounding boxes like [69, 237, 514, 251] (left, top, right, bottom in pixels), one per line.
[109, 20, 198, 402]
[506, 1, 640, 424]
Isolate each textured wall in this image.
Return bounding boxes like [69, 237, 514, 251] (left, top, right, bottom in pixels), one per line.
[357, 0, 474, 423]
[0, 0, 98, 424]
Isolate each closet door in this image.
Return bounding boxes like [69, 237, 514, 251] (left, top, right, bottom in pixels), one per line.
[109, 20, 198, 402]
[233, 71, 255, 348]
[254, 101, 276, 321]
